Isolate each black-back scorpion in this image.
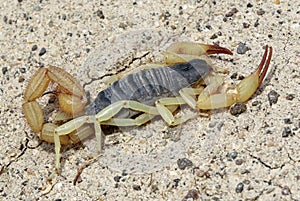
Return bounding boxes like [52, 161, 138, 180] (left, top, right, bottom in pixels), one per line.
[22, 42, 272, 179]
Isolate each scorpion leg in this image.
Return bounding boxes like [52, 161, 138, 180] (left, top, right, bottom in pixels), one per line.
[197, 46, 272, 109]
[99, 105, 178, 127]
[155, 87, 208, 126]
[154, 74, 224, 125]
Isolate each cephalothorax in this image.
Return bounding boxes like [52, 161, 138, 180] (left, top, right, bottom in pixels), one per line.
[22, 42, 272, 177]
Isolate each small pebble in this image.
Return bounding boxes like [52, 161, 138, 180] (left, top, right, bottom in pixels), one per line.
[31, 45, 38, 51]
[243, 22, 250, 28]
[19, 67, 26, 73]
[182, 189, 199, 201]
[95, 9, 105, 19]
[238, 74, 245, 80]
[254, 19, 260, 27]
[18, 76, 25, 83]
[235, 182, 244, 193]
[286, 94, 295, 100]
[227, 150, 238, 160]
[132, 184, 141, 191]
[268, 90, 280, 106]
[230, 102, 247, 116]
[251, 100, 260, 106]
[284, 118, 292, 124]
[230, 72, 238, 79]
[225, 8, 238, 17]
[210, 33, 218, 39]
[235, 159, 244, 165]
[177, 158, 193, 170]
[172, 178, 180, 187]
[39, 47, 47, 56]
[257, 9, 265, 16]
[237, 43, 250, 54]
[113, 175, 121, 182]
[2, 67, 8, 75]
[246, 3, 253, 8]
[282, 127, 292, 137]
[281, 185, 291, 195]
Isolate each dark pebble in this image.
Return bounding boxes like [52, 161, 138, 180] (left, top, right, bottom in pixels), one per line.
[113, 175, 121, 182]
[251, 100, 260, 106]
[282, 127, 292, 137]
[286, 94, 295, 100]
[237, 43, 250, 54]
[165, 11, 171, 18]
[132, 184, 141, 191]
[243, 22, 250, 28]
[2, 67, 8, 75]
[284, 118, 292, 124]
[18, 76, 25, 83]
[268, 90, 280, 106]
[177, 158, 193, 170]
[32, 45, 38, 51]
[257, 9, 265, 16]
[238, 74, 245, 80]
[235, 159, 244, 165]
[235, 182, 244, 193]
[210, 33, 218, 39]
[225, 8, 238, 17]
[241, 169, 250, 174]
[19, 67, 26, 73]
[230, 72, 238, 79]
[227, 150, 238, 160]
[254, 19, 260, 27]
[230, 102, 247, 116]
[182, 189, 199, 200]
[246, 3, 253, 8]
[95, 10, 105, 19]
[39, 47, 47, 56]
[173, 178, 180, 187]
[3, 16, 8, 23]
[282, 185, 291, 195]
[206, 25, 212, 30]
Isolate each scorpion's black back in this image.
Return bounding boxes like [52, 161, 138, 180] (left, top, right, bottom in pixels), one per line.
[85, 59, 212, 116]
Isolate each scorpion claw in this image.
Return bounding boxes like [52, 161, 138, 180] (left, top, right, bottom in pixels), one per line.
[165, 42, 232, 64]
[201, 44, 233, 55]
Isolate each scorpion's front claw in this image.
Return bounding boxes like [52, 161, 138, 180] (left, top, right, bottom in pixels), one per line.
[164, 42, 233, 64]
[197, 45, 273, 109]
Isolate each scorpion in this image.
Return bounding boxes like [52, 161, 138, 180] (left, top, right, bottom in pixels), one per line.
[22, 42, 272, 178]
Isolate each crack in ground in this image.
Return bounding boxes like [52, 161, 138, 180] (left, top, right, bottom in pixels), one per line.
[249, 153, 286, 170]
[0, 138, 29, 176]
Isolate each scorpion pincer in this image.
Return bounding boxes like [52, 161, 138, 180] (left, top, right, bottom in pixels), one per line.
[22, 42, 273, 176]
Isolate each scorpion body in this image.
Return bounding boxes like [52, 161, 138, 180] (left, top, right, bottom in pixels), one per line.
[86, 59, 212, 117]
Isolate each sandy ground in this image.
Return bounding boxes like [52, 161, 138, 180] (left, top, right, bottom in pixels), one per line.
[0, 0, 299, 200]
